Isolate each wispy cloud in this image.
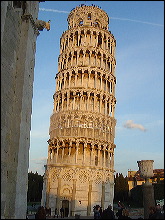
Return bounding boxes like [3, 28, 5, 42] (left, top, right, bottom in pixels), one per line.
[31, 157, 47, 165]
[110, 17, 164, 27]
[39, 8, 163, 27]
[39, 8, 69, 14]
[123, 120, 147, 131]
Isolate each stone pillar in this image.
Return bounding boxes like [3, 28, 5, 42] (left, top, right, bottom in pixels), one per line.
[46, 176, 50, 209]
[87, 180, 92, 216]
[103, 146, 106, 167]
[98, 145, 101, 166]
[105, 98, 107, 115]
[95, 72, 97, 89]
[137, 160, 155, 219]
[82, 73, 84, 87]
[75, 142, 79, 164]
[87, 92, 90, 111]
[56, 178, 61, 216]
[67, 91, 69, 110]
[83, 142, 87, 164]
[101, 182, 105, 210]
[101, 74, 103, 90]
[88, 73, 91, 88]
[71, 179, 76, 216]
[56, 146, 59, 163]
[62, 146, 64, 160]
[91, 145, 94, 166]
[73, 93, 76, 110]
[52, 148, 55, 163]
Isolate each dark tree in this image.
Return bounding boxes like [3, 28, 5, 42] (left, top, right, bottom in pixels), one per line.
[114, 173, 129, 202]
[27, 171, 44, 202]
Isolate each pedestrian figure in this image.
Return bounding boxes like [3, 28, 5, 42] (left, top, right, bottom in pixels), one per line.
[120, 209, 132, 219]
[99, 207, 103, 218]
[35, 206, 46, 219]
[101, 204, 115, 219]
[116, 201, 125, 219]
[149, 206, 156, 219]
[60, 207, 64, 218]
[149, 204, 164, 219]
[94, 205, 101, 219]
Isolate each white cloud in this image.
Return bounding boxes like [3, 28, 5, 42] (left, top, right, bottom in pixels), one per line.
[123, 120, 147, 131]
[39, 8, 69, 14]
[111, 17, 164, 27]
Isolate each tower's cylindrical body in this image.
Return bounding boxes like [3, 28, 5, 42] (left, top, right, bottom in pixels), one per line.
[43, 5, 117, 217]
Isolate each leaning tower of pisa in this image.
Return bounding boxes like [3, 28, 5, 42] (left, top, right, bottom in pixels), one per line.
[42, 4, 117, 217]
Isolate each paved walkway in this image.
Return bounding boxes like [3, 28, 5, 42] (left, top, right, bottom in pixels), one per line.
[27, 208, 144, 219]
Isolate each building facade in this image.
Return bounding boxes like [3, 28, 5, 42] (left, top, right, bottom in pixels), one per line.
[127, 169, 164, 192]
[42, 4, 117, 217]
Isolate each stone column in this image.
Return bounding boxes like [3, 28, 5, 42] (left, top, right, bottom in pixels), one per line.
[137, 160, 155, 219]
[64, 74, 66, 89]
[75, 142, 79, 164]
[98, 145, 101, 166]
[61, 93, 64, 111]
[62, 146, 64, 160]
[52, 148, 55, 163]
[67, 91, 69, 110]
[69, 74, 71, 88]
[95, 72, 97, 89]
[103, 146, 106, 167]
[88, 73, 91, 88]
[56, 178, 61, 216]
[48, 148, 51, 164]
[105, 98, 107, 115]
[112, 103, 115, 117]
[87, 92, 90, 111]
[105, 77, 107, 93]
[101, 181, 105, 210]
[83, 142, 87, 164]
[46, 177, 50, 209]
[73, 93, 76, 110]
[100, 74, 103, 90]
[91, 145, 94, 166]
[71, 179, 76, 216]
[94, 93, 96, 112]
[87, 180, 92, 216]
[100, 94, 102, 113]
[56, 146, 59, 163]
[75, 74, 77, 86]
[82, 73, 84, 87]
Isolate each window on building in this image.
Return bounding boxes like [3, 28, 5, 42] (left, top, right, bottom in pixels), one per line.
[79, 20, 83, 26]
[95, 156, 98, 166]
[88, 13, 91, 20]
[13, 1, 26, 14]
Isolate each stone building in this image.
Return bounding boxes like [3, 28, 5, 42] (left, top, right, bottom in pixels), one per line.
[42, 4, 117, 217]
[1, 1, 49, 219]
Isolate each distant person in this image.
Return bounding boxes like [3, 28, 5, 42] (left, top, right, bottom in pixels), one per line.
[35, 206, 46, 219]
[149, 205, 164, 219]
[120, 209, 132, 219]
[116, 201, 125, 219]
[60, 207, 64, 218]
[99, 206, 103, 218]
[94, 205, 101, 219]
[149, 206, 156, 219]
[101, 204, 115, 219]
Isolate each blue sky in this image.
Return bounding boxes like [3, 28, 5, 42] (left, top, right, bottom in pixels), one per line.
[29, 1, 164, 177]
